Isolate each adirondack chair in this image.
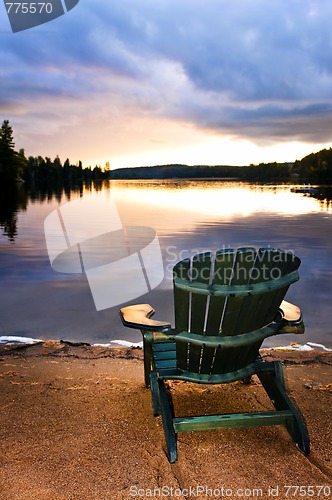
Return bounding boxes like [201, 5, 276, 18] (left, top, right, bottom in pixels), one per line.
[120, 247, 310, 463]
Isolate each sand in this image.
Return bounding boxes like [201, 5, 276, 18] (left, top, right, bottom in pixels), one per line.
[0, 341, 331, 499]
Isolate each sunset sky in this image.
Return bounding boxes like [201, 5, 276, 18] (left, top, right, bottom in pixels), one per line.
[1, 0, 332, 170]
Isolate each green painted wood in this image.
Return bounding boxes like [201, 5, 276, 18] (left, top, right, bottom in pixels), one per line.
[176, 252, 212, 372]
[273, 360, 285, 388]
[190, 252, 212, 334]
[120, 246, 309, 462]
[171, 322, 281, 347]
[205, 248, 235, 335]
[152, 341, 177, 372]
[158, 379, 178, 463]
[173, 259, 190, 331]
[152, 341, 177, 352]
[150, 371, 161, 416]
[255, 249, 292, 328]
[227, 249, 300, 334]
[251, 248, 285, 331]
[232, 248, 275, 335]
[211, 342, 262, 375]
[254, 250, 292, 327]
[173, 410, 293, 433]
[155, 359, 177, 370]
[143, 335, 153, 388]
[152, 349, 177, 361]
[173, 270, 299, 297]
[172, 248, 299, 377]
[262, 253, 301, 327]
[173, 256, 195, 372]
[157, 361, 260, 384]
[258, 368, 310, 455]
[198, 344, 217, 375]
[221, 247, 257, 335]
[186, 343, 203, 372]
[174, 341, 189, 372]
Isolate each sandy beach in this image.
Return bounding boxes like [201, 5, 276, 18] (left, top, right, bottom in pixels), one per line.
[0, 341, 331, 499]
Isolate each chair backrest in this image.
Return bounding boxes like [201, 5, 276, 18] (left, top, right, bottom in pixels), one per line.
[172, 247, 301, 375]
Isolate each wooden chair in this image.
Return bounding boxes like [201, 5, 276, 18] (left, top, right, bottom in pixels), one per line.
[120, 247, 310, 463]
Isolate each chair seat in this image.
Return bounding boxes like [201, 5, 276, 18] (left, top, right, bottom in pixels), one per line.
[151, 340, 263, 384]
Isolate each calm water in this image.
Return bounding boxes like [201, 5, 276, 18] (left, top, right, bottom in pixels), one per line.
[1, 180, 332, 348]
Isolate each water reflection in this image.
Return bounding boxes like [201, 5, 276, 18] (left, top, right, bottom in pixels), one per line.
[0, 180, 111, 242]
[27, 178, 109, 204]
[0, 184, 28, 242]
[307, 185, 332, 213]
[0, 180, 331, 348]
[112, 180, 332, 223]
[2, 181, 332, 244]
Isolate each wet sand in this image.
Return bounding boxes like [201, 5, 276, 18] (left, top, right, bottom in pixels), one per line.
[0, 341, 331, 499]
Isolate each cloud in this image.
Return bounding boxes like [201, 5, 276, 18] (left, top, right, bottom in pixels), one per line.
[1, 0, 332, 163]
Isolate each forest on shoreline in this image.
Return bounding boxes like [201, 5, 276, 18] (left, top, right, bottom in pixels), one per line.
[1, 119, 332, 185]
[109, 149, 332, 182]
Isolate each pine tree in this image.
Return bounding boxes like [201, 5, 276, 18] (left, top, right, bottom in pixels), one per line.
[0, 120, 20, 182]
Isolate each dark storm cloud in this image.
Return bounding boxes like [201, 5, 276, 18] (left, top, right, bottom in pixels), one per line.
[1, 0, 332, 145]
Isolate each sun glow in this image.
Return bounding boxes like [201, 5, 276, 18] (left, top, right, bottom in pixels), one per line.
[112, 182, 323, 222]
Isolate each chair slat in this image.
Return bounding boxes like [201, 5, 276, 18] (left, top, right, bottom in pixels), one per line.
[190, 252, 212, 333]
[234, 248, 280, 333]
[153, 350, 176, 361]
[205, 248, 235, 334]
[199, 344, 217, 374]
[210, 341, 261, 374]
[186, 343, 202, 372]
[249, 250, 298, 329]
[155, 359, 177, 370]
[262, 253, 301, 326]
[173, 259, 190, 331]
[152, 341, 177, 352]
[221, 247, 257, 335]
[173, 410, 294, 433]
[176, 341, 189, 371]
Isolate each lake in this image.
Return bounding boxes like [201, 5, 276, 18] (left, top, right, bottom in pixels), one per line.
[0, 180, 331, 349]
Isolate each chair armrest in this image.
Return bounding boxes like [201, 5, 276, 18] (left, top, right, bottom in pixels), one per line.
[120, 304, 171, 332]
[278, 300, 305, 334]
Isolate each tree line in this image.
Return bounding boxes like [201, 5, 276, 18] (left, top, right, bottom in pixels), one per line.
[1, 119, 332, 185]
[109, 162, 292, 181]
[0, 120, 27, 182]
[0, 119, 109, 185]
[25, 156, 109, 184]
[293, 148, 332, 182]
[109, 150, 332, 183]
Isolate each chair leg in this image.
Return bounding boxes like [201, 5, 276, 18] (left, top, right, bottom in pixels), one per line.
[143, 334, 153, 388]
[158, 380, 177, 463]
[273, 360, 285, 388]
[258, 362, 310, 455]
[150, 371, 161, 416]
[242, 376, 252, 385]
